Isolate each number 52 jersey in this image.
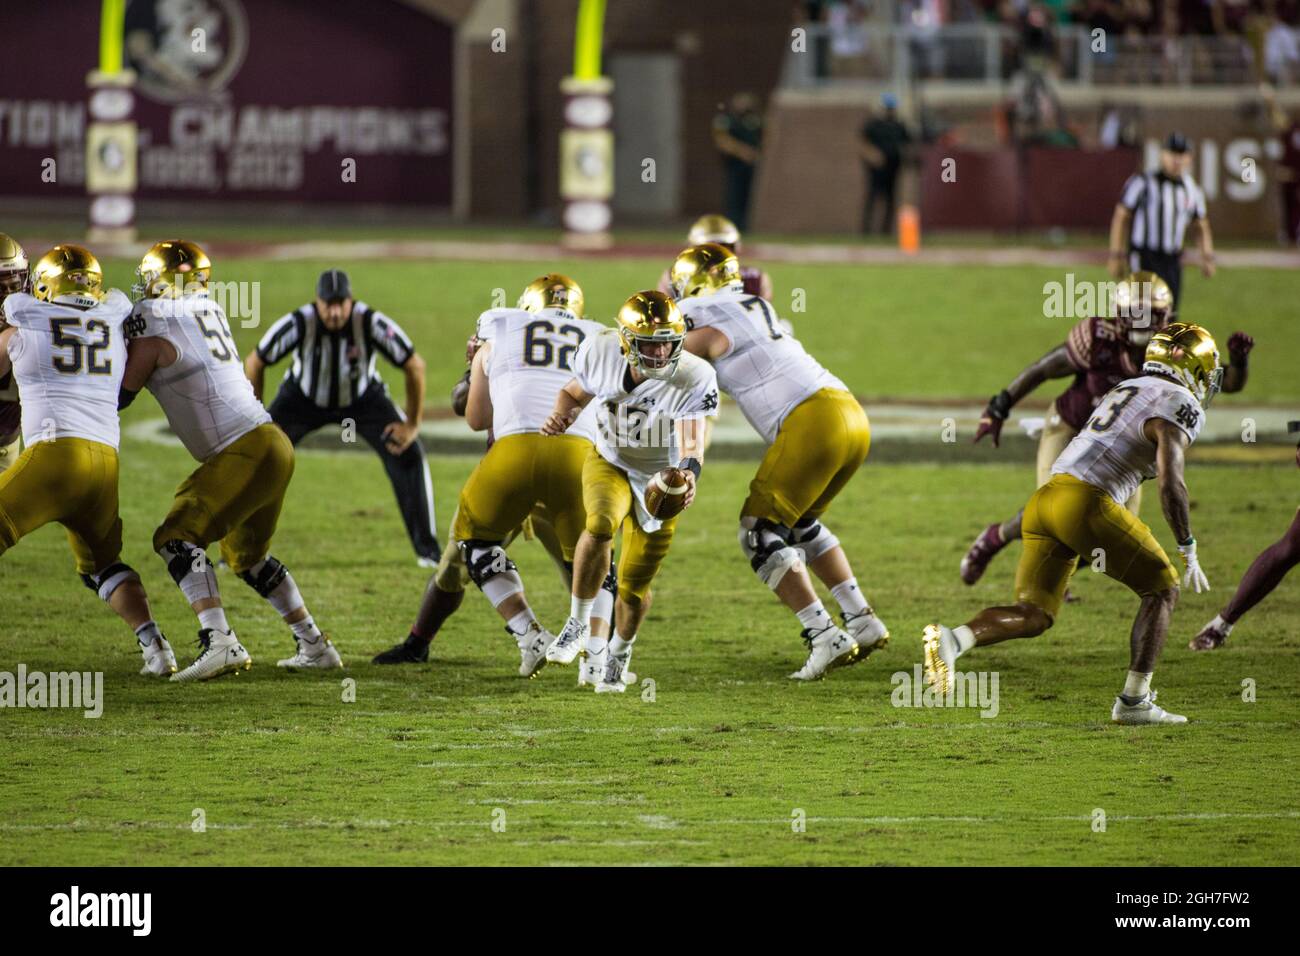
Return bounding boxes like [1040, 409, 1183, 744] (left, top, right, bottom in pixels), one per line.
[1052, 374, 1205, 505]
[2, 290, 131, 449]
[128, 294, 271, 461]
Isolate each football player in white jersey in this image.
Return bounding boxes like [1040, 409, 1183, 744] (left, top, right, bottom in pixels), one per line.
[0, 245, 176, 676]
[673, 244, 889, 680]
[120, 240, 341, 682]
[436, 274, 617, 678]
[923, 323, 1222, 725]
[0, 234, 28, 473]
[541, 291, 720, 692]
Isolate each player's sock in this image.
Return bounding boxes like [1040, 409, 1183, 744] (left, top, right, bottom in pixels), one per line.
[1121, 670, 1152, 701]
[1208, 614, 1234, 636]
[609, 632, 635, 656]
[952, 625, 976, 656]
[570, 596, 595, 626]
[506, 609, 536, 641]
[197, 605, 230, 634]
[585, 632, 609, 657]
[159, 541, 221, 606]
[796, 601, 833, 631]
[135, 621, 165, 647]
[290, 615, 323, 642]
[829, 579, 870, 616]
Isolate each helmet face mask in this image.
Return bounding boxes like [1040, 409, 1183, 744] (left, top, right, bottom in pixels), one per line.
[1142, 321, 1222, 409]
[32, 245, 105, 308]
[0, 233, 29, 302]
[617, 291, 686, 380]
[132, 240, 211, 302]
[1113, 271, 1173, 346]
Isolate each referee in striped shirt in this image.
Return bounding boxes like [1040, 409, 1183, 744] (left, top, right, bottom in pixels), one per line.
[1108, 132, 1217, 307]
[245, 269, 442, 566]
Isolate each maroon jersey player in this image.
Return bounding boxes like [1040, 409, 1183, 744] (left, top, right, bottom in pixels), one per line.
[658, 214, 773, 301]
[960, 272, 1254, 586]
[0, 233, 29, 473]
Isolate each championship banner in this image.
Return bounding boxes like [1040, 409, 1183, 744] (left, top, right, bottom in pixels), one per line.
[0, 0, 454, 206]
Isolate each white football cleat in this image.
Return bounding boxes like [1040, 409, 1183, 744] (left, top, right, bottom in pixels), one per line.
[277, 634, 343, 670]
[1111, 690, 1187, 725]
[139, 635, 177, 677]
[517, 622, 557, 678]
[921, 624, 958, 695]
[595, 649, 630, 694]
[842, 609, 889, 658]
[789, 624, 859, 681]
[546, 617, 587, 665]
[578, 648, 607, 688]
[171, 629, 252, 683]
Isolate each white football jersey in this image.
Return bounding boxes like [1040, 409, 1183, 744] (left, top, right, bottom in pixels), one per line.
[1052, 374, 1206, 504]
[2, 290, 130, 449]
[128, 293, 271, 461]
[677, 290, 847, 443]
[475, 307, 602, 442]
[571, 328, 720, 530]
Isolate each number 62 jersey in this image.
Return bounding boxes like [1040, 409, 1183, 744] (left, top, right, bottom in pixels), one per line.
[1051, 374, 1205, 505]
[128, 293, 271, 461]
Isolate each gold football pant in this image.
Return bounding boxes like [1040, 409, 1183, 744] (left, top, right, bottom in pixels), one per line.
[436, 501, 570, 593]
[582, 448, 677, 604]
[452, 433, 590, 559]
[742, 388, 871, 526]
[1015, 474, 1178, 621]
[0, 437, 123, 573]
[152, 423, 295, 574]
[1037, 399, 1142, 514]
[0, 435, 21, 474]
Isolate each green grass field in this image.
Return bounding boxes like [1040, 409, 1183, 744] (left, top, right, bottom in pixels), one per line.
[1, 257, 1297, 865]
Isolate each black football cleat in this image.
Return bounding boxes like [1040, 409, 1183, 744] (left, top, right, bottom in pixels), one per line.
[372, 634, 431, 665]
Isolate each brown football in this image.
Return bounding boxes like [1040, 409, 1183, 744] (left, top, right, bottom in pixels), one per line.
[644, 467, 691, 519]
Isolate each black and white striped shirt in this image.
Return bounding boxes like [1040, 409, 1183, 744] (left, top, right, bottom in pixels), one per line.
[1120, 171, 1207, 257]
[256, 301, 416, 409]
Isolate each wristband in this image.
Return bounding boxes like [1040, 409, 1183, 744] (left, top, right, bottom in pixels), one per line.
[986, 389, 1013, 421]
[680, 457, 702, 479]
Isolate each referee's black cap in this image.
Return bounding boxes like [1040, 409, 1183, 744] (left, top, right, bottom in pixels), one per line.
[1164, 132, 1190, 154]
[317, 268, 352, 303]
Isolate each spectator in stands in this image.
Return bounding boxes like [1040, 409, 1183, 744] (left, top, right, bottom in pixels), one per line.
[713, 93, 764, 231]
[860, 92, 912, 234]
[1263, 2, 1300, 83]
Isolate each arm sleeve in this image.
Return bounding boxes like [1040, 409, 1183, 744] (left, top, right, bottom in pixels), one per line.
[256, 310, 303, 364]
[1119, 173, 1145, 211]
[1063, 318, 1094, 371]
[366, 307, 415, 366]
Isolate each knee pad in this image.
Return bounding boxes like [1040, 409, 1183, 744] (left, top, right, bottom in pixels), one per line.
[238, 555, 289, 598]
[458, 539, 517, 589]
[160, 539, 212, 585]
[80, 562, 139, 602]
[791, 516, 840, 563]
[738, 517, 804, 590]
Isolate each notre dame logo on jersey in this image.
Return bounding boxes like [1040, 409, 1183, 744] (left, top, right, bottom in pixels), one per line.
[124, 314, 148, 339]
[1175, 403, 1200, 431]
[700, 389, 719, 412]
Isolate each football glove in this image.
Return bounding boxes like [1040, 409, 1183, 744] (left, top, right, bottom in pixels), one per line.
[1227, 331, 1254, 367]
[1177, 538, 1211, 594]
[973, 390, 1013, 447]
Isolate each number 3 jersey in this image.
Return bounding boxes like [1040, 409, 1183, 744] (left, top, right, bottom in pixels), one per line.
[2, 290, 131, 449]
[474, 307, 603, 442]
[676, 290, 847, 444]
[1051, 374, 1205, 505]
[128, 294, 271, 461]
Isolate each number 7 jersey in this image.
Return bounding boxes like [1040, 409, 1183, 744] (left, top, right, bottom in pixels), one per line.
[2, 290, 131, 449]
[128, 294, 271, 461]
[1051, 374, 1205, 505]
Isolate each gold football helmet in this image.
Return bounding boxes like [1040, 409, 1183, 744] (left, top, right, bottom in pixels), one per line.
[1112, 271, 1173, 346]
[687, 213, 741, 250]
[669, 243, 743, 301]
[1143, 322, 1222, 408]
[0, 233, 29, 299]
[133, 239, 212, 301]
[32, 245, 105, 307]
[518, 273, 584, 318]
[617, 290, 686, 380]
